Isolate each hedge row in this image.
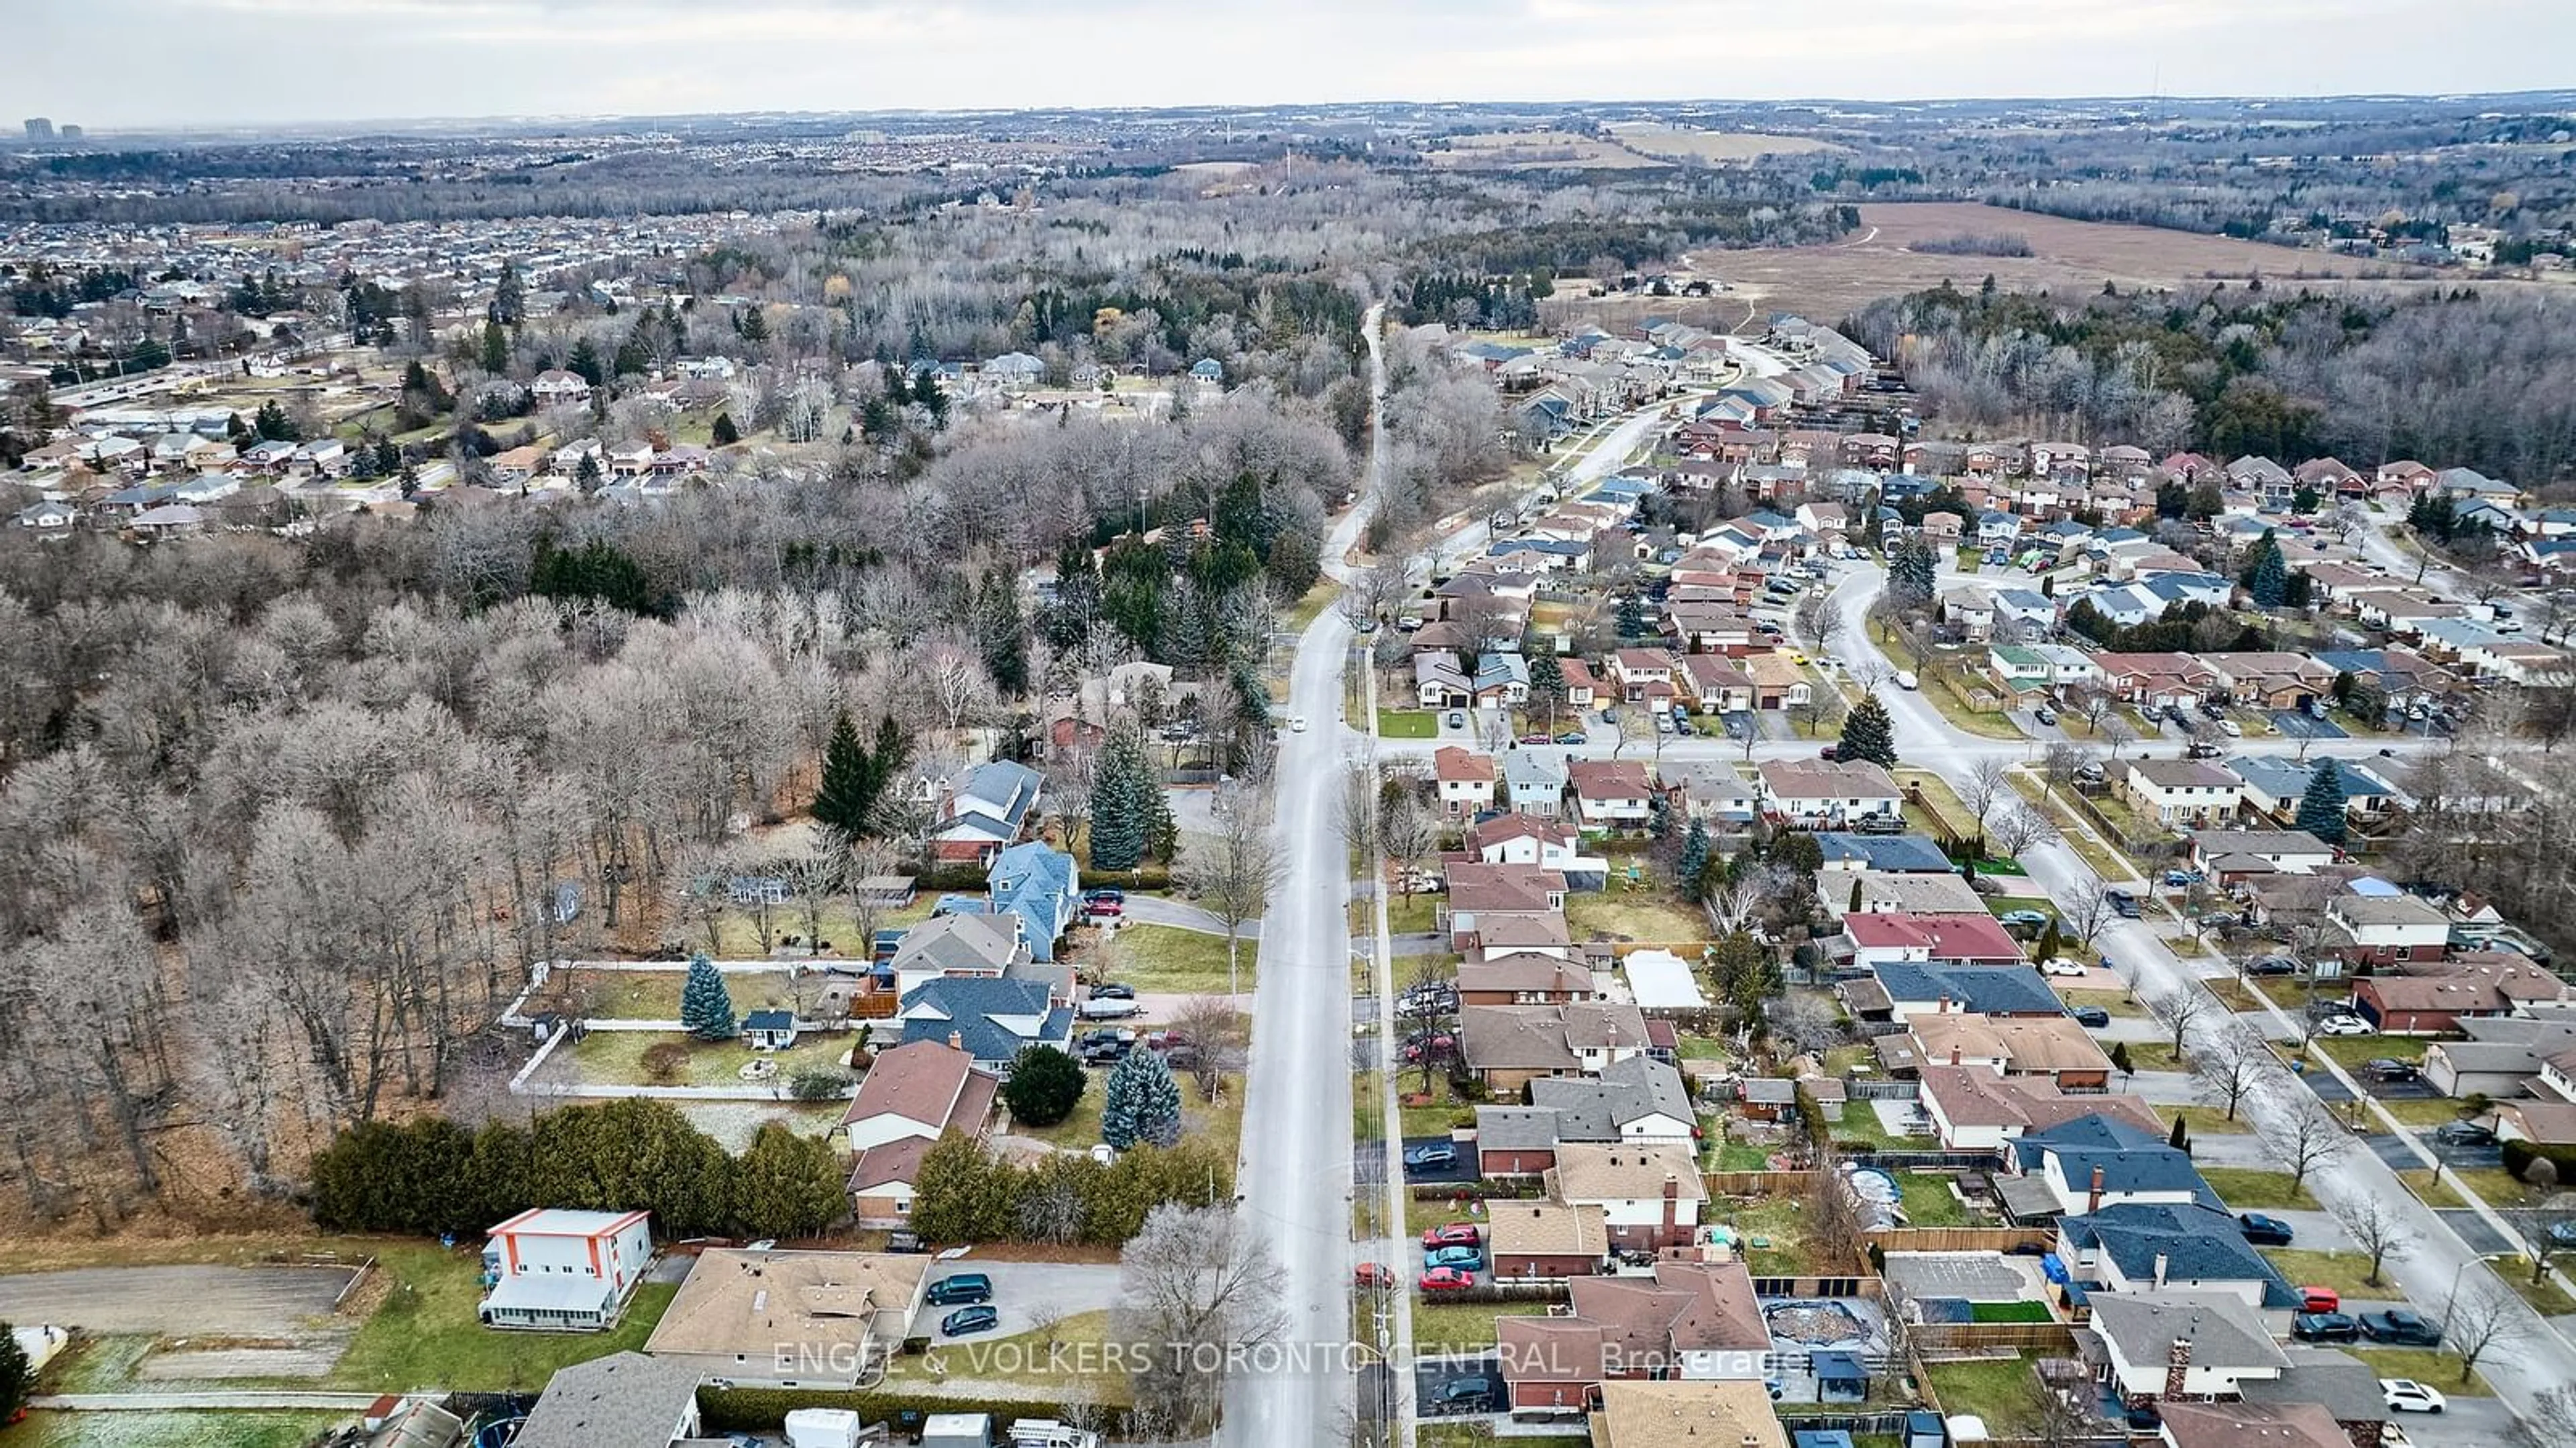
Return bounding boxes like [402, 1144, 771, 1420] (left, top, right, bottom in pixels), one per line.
[699, 1386, 1131, 1437]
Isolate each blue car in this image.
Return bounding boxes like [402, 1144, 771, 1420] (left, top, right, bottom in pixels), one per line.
[1424, 1245, 1484, 1272]
[1404, 1142, 1456, 1171]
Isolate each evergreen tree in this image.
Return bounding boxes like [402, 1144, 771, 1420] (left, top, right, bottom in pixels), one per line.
[566, 336, 605, 386]
[1838, 692, 1899, 768]
[731, 1123, 848, 1240]
[1002, 1045, 1087, 1128]
[2244, 529, 2289, 607]
[1100, 1046, 1184, 1151]
[2035, 917, 2063, 962]
[1090, 721, 1168, 872]
[374, 437, 401, 476]
[908, 1131, 1014, 1242]
[489, 259, 526, 327]
[680, 951, 736, 1040]
[812, 713, 878, 842]
[2295, 758, 2350, 844]
[0, 1316, 37, 1426]
[480, 319, 510, 376]
[1615, 592, 1648, 639]
[736, 305, 770, 343]
[1677, 819, 1710, 888]
[1847, 875, 1864, 914]
[253, 399, 299, 442]
[2110, 1041, 2134, 1076]
[711, 411, 741, 446]
[916, 373, 949, 427]
[1890, 537, 1939, 608]
[975, 569, 1031, 697]
[2168, 1115, 2191, 1152]
[574, 452, 602, 493]
[859, 395, 896, 442]
[1527, 652, 1566, 727]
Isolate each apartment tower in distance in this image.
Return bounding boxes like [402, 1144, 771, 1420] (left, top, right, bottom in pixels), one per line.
[22, 119, 52, 142]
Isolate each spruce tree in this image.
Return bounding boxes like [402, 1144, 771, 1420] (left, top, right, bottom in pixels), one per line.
[1616, 592, 1647, 639]
[2035, 917, 2063, 963]
[1090, 722, 1167, 872]
[2168, 1115, 2191, 1153]
[2110, 1040, 2134, 1076]
[1528, 652, 1566, 727]
[1002, 1045, 1087, 1128]
[712, 411, 741, 446]
[812, 713, 876, 841]
[0, 1315, 34, 1427]
[2245, 529, 2289, 608]
[2295, 758, 2349, 845]
[680, 951, 737, 1040]
[1100, 1045, 1184, 1151]
[1677, 819, 1710, 888]
[976, 570, 1031, 697]
[480, 319, 510, 376]
[1890, 537, 1939, 608]
[1838, 692, 1899, 768]
[1847, 875, 1864, 914]
[566, 337, 604, 386]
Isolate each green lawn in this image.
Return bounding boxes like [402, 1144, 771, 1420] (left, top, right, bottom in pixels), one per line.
[2371, 1097, 2477, 1129]
[1419, 1428, 1586, 1448]
[1831, 1104, 1937, 1151]
[2122, 1041, 2188, 1073]
[2061, 989, 2143, 1019]
[1378, 708, 1440, 739]
[2163, 1104, 2254, 1136]
[886, 1309, 1130, 1400]
[1565, 890, 1705, 945]
[1413, 1299, 1553, 1352]
[1922, 1354, 2042, 1438]
[567, 1028, 847, 1088]
[1104, 924, 1257, 994]
[2204, 978, 2263, 1012]
[2260, 1249, 2406, 1300]
[2199, 1168, 2319, 1210]
[2353, 1346, 2493, 1394]
[1896, 1172, 1974, 1227]
[2310, 1035, 2433, 1070]
[1712, 1194, 1851, 1278]
[1674, 1033, 1731, 1061]
[2426, 1165, 2532, 1208]
[1022, 1070, 1243, 1158]
[2396, 1169, 2467, 1209]
[1387, 892, 1440, 936]
[15, 1410, 355, 1448]
[558, 968, 804, 1021]
[1985, 894, 2056, 921]
[1715, 1139, 1775, 1172]
[330, 1242, 678, 1394]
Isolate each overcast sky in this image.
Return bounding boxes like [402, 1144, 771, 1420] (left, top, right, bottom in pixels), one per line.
[17, 0, 2576, 132]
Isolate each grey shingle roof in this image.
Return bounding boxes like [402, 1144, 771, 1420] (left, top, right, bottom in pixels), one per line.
[515, 1351, 700, 1448]
[2091, 1290, 2286, 1374]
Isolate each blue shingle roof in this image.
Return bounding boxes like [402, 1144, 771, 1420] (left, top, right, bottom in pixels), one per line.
[898, 976, 1069, 1066]
[2059, 1202, 2298, 1308]
[987, 842, 1077, 962]
[1875, 962, 2062, 1016]
[2014, 1116, 2219, 1206]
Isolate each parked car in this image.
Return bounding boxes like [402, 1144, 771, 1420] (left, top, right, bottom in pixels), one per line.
[2041, 960, 2088, 978]
[1289, 715, 1307, 732]
[1446, 711, 1465, 729]
[1404, 1142, 1457, 1171]
[2432, 1121, 2498, 1147]
[2245, 955, 2299, 976]
[1996, 909, 2051, 930]
[925, 1273, 994, 1306]
[1082, 888, 1126, 907]
[2186, 741, 2222, 760]
[2106, 888, 2141, 919]
[1353, 1261, 1396, 1288]
[1078, 996, 1142, 1021]
[2361, 1310, 2444, 1347]
[2219, 719, 2243, 737]
[2237, 1212, 2296, 1245]
[1518, 732, 1552, 745]
[1431, 1375, 1497, 1408]
[1091, 982, 1136, 1000]
[2072, 1006, 2112, 1029]
[1421, 1223, 1482, 1249]
[1424, 1245, 1485, 1271]
[2365, 1059, 2422, 1082]
[941, 1305, 1001, 1337]
[1417, 1268, 1477, 1293]
[2033, 705, 2058, 726]
[2298, 1287, 2342, 1314]
[1894, 670, 1919, 690]
[2314, 1014, 2372, 1037]
[1555, 731, 1587, 744]
[1085, 897, 1124, 918]
[2292, 1311, 2360, 1343]
[2381, 1380, 2447, 1414]
[2163, 869, 2204, 887]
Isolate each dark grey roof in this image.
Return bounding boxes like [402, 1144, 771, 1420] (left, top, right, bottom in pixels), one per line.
[1815, 833, 1953, 872]
[1876, 962, 2061, 1015]
[2015, 1117, 2218, 1206]
[1474, 1105, 1564, 1151]
[2241, 1347, 2394, 1423]
[515, 1351, 700, 1448]
[2090, 1290, 2286, 1372]
[1527, 1056, 1693, 1141]
[2060, 1202, 2298, 1308]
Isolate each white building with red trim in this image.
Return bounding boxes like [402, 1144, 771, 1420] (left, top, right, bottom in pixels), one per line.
[478, 1207, 654, 1331]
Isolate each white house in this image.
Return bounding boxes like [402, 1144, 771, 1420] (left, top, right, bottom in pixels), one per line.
[2121, 759, 2243, 827]
[2090, 1292, 2286, 1402]
[1434, 746, 1500, 817]
[478, 1208, 655, 1331]
[1756, 758, 1902, 829]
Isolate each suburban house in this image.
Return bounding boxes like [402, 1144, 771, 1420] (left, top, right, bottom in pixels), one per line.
[1442, 862, 1570, 941]
[927, 761, 1044, 866]
[2007, 1115, 2216, 1219]
[839, 1039, 1000, 1225]
[478, 1208, 655, 1331]
[1484, 1200, 1611, 1280]
[1841, 913, 2028, 969]
[1817, 832, 1955, 873]
[2353, 958, 2571, 1034]
[2159, 1402, 2353, 1448]
[531, 369, 594, 405]
[643, 1247, 930, 1388]
[2121, 759, 2244, 827]
[511, 1352, 702, 1448]
[1457, 1002, 1650, 1092]
[1415, 654, 1472, 709]
[2326, 888, 2452, 967]
[2494, 1097, 2576, 1151]
[1586, 1381, 1786, 1448]
[2090, 1291, 2286, 1406]
[1888, 1013, 2114, 1089]
[1502, 749, 1569, 817]
[1566, 760, 1657, 833]
[1916, 1065, 2164, 1151]
[1820, 869, 1989, 918]
[1758, 758, 1903, 829]
[1543, 1143, 1707, 1253]
[2055, 1201, 2300, 1311]
[1458, 949, 1598, 1006]
[894, 978, 1073, 1072]
[1846, 962, 2063, 1021]
[1608, 649, 1676, 703]
[2423, 1017, 2576, 1098]
[2186, 829, 2337, 880]
[2229, 756, 2399, 825]
[986, 841, 1079, 963]
[1497, 1259, 1768, 1416]
[888, 911, 1030, 980]
[1464, 814, 1602, 882]
[1433, 746, 1500, 817]
[1474, 1057, 1695, 1176]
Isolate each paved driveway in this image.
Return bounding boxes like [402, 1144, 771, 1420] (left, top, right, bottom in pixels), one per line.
[921, 1260, 1122, 1342]
[0, 1265, 358, 1336]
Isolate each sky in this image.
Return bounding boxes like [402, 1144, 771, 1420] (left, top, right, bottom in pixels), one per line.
[15, 0, 2576, 132]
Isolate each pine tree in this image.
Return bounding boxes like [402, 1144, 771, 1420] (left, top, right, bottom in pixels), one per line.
[2035, 917, 2063, 962]
[976, 570, 1031, 697]
[1002, 1045, 1087, 1127]
[566, 337, 605, 386]
[480, 319, 510, 376]
[2110, 1040, 2133, 1075]
[1677, 819, 1710, 888]
[254, 399, 298, 442]
[1890, 537, 1939, 608]
[2295, 758, 2349, 845]
[1090, 721, 1168, 872]
[0, 1312, 32, 1426]
[812, 713, 877, 841]
[574, 452, 602, 493]
[489, 259, 526, 327]
[1847, 876, 1864, 914]
[680, 951, 737, 1040]
[1527, 652, 1566, 727]
[1838, 692, 1899, 768]
[2245, 529, 2289, 608]
[1616, 592, 1647, 639]
[711, 411, 740, 446]
[1100, 1046, 1183, 1151]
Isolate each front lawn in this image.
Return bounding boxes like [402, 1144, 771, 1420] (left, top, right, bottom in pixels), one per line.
[1412, 1298, 1553, 1353]
[16, 1411, 353, 1448]
[2204, 978, 2263, 1012]
[2370, 1098, 2477, 1129]
[560, 968, 804, 1021]
[1104, 923, 1258, 995]
[1022, 1070, 1243, 1160]
[2061, 989, 2143, 1019]
[888, 1309, 1130, 1399]
[2121, 1041, 2188, 1073]
[2198, 1168, 2319, 1210]
[1387, 892, 1440, 936]
[1922, 1354, 2043, 1438]
[2310, 1035, 2432, 1070]
[2161, 1104, 2253, 1137]
[1565, 890, 1705, 945]
[2352, 1346, 2493, 1395]
[330, 1242, 678, 1394]
[2396, 1169, 2467, 1209]
[2259, 1249, 2406, 1300]
[1378, 709, 1440, 739]
[2426, 1165, 2532, 1208]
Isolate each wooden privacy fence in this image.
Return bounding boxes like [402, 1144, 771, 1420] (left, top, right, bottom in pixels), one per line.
[1912, 1322, 2080, 1356]
[1865, 1225, 2057, 1253]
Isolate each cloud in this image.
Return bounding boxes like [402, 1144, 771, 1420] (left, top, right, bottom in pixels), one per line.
[13, 0, 2573, 130]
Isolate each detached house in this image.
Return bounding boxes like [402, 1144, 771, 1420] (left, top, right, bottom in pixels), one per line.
[927, 761, 1044, 866]
[1502, 749, 1570, 818]
[1566, 760, 1656, 833]
[1543, 1143, 1707, 1253]
[2121, 759, 2243, 827]
[1433, 746, 1499, 817]
[1457, 1002, 1649, 1092]
[839, 1039, 1000, 1225]
[1757, 758, 1902, 829]
[2326, 888, 2451, 968]
[1497, 1258, 1766, 1416]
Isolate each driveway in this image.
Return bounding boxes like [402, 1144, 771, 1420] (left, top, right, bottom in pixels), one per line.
[0, 1265, 359, 1336]
[922, 1260, 1122, 1343]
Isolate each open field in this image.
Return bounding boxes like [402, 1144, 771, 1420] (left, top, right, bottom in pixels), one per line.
[1680, 202, 2455, 333]
[1423, 132, 1664, 172]
[1605, 123, 1845, 162]
[1100, 923, 1258, 995]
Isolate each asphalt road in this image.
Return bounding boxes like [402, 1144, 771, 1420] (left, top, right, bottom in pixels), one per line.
[1817, 559, 2576, 1427]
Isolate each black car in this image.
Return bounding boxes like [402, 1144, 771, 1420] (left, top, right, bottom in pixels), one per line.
[941, 1305, 1001, 1337]
[2292, 1311, 2360, 1343]
[2365, 1059, 2422, 1082]
[2237, 1212, 2296, 1246]
[1430, 1376, 1496, 1408]
[2431, 1121, 2497, 1147]
[2245, 955, 2299, 976]
[1091, 982, 1136, 1001]
[925, 1272, 994, 1306]
[2072, 1006, 2112, 1029]
[1082, 888, 1126, 906]
[2106, 888, 2141, 919]
[2359, 1309, 2444, 1347]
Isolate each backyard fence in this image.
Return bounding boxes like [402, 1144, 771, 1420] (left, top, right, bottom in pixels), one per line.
[1864, 1225, 2054, 1253]
[1846, 1078, 1921, 1099]
[1912, 1322, 2080, 1356]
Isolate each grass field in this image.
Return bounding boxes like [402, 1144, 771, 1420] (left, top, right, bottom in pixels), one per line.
[1104, 923, 1257, 995]
[2162, 1104, 2253, 1136]
[1713, 1194, 1849, 1278]
[17, 1410, 355, 1448]
[1607, 123, 1845, 162]
[1022, 1070, 1243, 1158]
[2061, 989, 2143, 1019]
[1921, 1354, 2041, 1438]
[1412, 1298, 1554, 1352]
[1895, 1172, 1974, 1227]
[2353, 1345, 2492, 1395]
[2311, 1035, 2432, 1070]
[1387, 892, 1439, 936]
[2396, 1169, 2467, 1209]
[557, 968, 806, 1021]
[1565, 889, 1704, 944]
[2260, 1249, 2406, 1300]
[331, 1241, 677, 1394]
[1379, 709, 1440, 739]
[2199, 1168, 2319, 1210]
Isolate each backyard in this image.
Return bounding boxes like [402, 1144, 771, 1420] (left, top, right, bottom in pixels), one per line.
[331, 1241, 679, 1394]
[1921, 1353, 2043, 1438]
[547, 968, 805, 1021]
[1019, 1069, 1246, 1161]
[15, 1412, 353, 1448]
[1565, 888, 1704, 945]
[886, 1309, 1130, 1400]
[1412, 1298, 1552, 1352]
[561, 1026, 852, 1090]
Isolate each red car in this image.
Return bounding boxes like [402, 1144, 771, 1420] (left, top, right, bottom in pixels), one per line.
[1086, 899, 1124, 919]
[1354, 1261, 1395, 1287]
[1422, 1223, 1482, 1249]
[1418, 1267, 1477, 1293]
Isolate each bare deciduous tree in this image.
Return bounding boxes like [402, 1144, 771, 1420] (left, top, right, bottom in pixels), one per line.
[2195, 1025, 2269, 1122]
[1959, 756, 2013, 829]
[2440, 1276, 2532, 1386]
[2328, 1192, 2421, 1288]
[2260, 1094, 2349, 1189]
[1175, 784, 1283, 998]
[1114, 1202, 1288, 1437]
[2149, 985, 2211, 1058]
[1989, 800, 2061, 858]
[1167, 994, 1250, 1102]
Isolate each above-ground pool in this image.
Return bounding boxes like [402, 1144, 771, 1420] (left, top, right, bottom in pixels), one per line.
[1766, 1298, 1868, 1347]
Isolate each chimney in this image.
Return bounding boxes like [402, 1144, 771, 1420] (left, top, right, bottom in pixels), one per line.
[1662, 1171, 1680, 1243]
[948, 1030, 963, 1051]
[2153, 1252, 2169, 1288]
[2088, 1164, 2104, 1214]
[1949, 1044, 1962, 1067]
[2163, 1335, 2192, 1402]
[1938, 993, 1952, 1015]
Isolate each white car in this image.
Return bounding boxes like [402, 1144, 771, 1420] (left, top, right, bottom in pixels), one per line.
[2218, 719, 2243, 737]
[2315, 1015, 2373, 1037]
[2041, 960, 2088, 978]
[1288, 715, 1307, 733]
[1078, 996, 1142, 1021]
[2381, 1380, 2446, 1414]
[1894, 670, 1919, 690]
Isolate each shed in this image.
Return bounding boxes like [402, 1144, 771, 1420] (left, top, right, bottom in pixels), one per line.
[1794, 1432, 1856, 1448]
[1812, 1349, 1868, 1403]
[1622, 949, 1709, 1013]
[743, 1009, 798, 1050]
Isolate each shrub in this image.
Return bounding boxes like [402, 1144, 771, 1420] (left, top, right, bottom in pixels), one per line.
[642, 1041, 691, 1084]
[788, 1068, 848, 1101]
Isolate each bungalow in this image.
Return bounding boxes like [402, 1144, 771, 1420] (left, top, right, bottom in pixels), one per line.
[2121, 759, 2243, 827]
[1857, 961, 2063, 1019]
[2354, 958, 2569, 1034]
[2055, 1200, 2300, 1311]
[1816, 832, 1958, 874]
[1758, 758, 1902, 829]
[2228, 756, 2398, 824]
[2422, 1017, 2576, 1099]
[1892, 1013, 2113, 1090]
[1821, 869, 1988, 919]
[2092, 652, 2223, 708]
[2201, 652, 2337, 712]
[1464, 813, 1589, 873]
[1457, 1001, 1649, 1092]
[1557, 658, 1601, 708]
[1432, 746, 1499, 818]
[2091, 1291, 2286, 1406]
[1484, 1200, 1611, 1282]
[1917, 1066, 2163, 1151]
[1442, 863, 1570, 939]
[1566, 760, 1656, 833]
[1523, 1055, 1697, 1147]
[1664, 763, 1760, 827]
[1458, 949, 1598, 1006]
[1497, 1259, 1764, 1416]
[894, 977, 1074, 1073]
[2186, 828, 2338, 880]
[2494, 1098, 2576, 1151]
[1842, 914, 2028, 969]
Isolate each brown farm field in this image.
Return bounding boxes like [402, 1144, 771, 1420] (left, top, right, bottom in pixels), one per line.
[1623, 201, 2461, 331]
[1424, 131, 1664, 171]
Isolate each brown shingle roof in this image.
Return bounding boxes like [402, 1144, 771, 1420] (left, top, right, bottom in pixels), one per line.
[839, 1039, 1000, 1131]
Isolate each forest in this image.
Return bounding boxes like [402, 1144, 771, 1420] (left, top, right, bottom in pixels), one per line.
[1846, 281, 2576, 482]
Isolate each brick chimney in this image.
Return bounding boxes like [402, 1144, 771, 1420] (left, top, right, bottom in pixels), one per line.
[1662, 1171, 1680, 1245]
[1949, 1044, 1962, 1066]
[2163, 1335, 2192, 1402]
[948, 1030, 963, 1051]
[1938, 993, 1952, 1015]
[2088, 1164, 2104, 1214]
